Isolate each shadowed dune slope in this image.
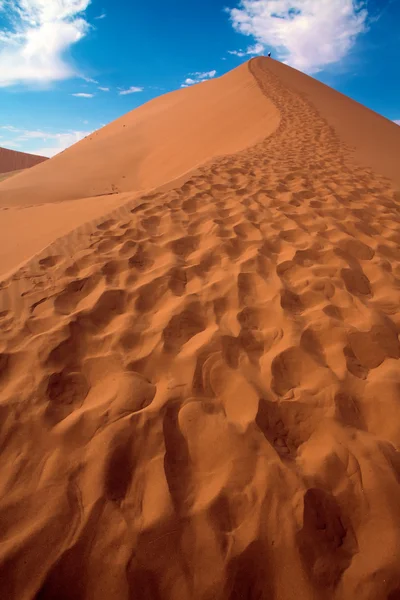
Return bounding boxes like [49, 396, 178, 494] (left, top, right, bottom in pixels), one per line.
[1, 57, 400, 600]
[0, 147, 47, 174]
[0, 62, 280, 207]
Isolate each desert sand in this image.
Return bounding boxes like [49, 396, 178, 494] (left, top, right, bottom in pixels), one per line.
[0, 57, 400, 599]
[0, 147, 47, 175]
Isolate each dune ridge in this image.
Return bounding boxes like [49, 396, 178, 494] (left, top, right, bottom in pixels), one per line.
[0, 57, 400, 599]
[0, 62, 279, 207]
[0, 61, 279, 279]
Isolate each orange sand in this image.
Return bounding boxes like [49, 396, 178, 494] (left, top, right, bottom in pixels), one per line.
[0, 57, 400, 599]
[0, 147, 47, 174]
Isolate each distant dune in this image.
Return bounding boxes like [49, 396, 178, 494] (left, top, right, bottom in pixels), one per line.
[1, 57, 400, 600]
[0, 146, 47, 175]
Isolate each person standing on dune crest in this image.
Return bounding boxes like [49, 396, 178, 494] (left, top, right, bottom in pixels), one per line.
[268, 52, 271, 57]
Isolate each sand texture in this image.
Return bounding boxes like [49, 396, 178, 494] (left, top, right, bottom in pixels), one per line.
[0, 57, 400, 599]
[0, 147, 47, 175]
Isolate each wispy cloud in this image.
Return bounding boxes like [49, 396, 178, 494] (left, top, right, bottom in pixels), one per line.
[228, 43, 264, 58]
[98, 86, 110, 92]
[228, 0, 368, 74]
[83, 76, 98, 84]
[0, 0, 92, 87]
[0, 125, 94, 157]
[95, 12, 106, 20]
[1, 140, 22, 149]
[181, 70, 217, 87]
[119, 86, 144, 95]
[72, 92, 94, 98]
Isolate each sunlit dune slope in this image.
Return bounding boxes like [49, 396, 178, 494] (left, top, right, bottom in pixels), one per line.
[0, 62, 280, 207]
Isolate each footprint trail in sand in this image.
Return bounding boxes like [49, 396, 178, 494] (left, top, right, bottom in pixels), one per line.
[1, 58, 400, 600]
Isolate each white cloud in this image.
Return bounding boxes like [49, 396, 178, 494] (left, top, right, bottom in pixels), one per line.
[228, 42, 264, 57]
[95, 12, 106, 19]
[394, 120, 400, 126]
[1, 125, 18, 132]
[1, 140, 22, 148]
[228, 0, 368, 73]
[191, 70, 217, 79]
[0, 0, 91, 87]
[181, 70, 217, 87]
[98, 86, 109, 91]
[119, 86, 144, 95]
[0, 125, 93, 157]
[72, 92, 94, 97]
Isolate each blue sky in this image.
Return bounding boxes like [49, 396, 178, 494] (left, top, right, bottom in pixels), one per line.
[0, 0, 399, 157]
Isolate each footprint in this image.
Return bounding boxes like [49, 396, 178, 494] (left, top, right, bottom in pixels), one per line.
[54, 276, 99, 314]
[280, 289, 304, 314]
[135, 277, 168, 312]
[97, 219, 116, 230]
[341, 268, 372, 296]
[234, 222, 262, 240]
[101, 260, 127, 283]
[94, 238, 119, 253]
[0, 353, 11, 383]
[104, 429, 134, 503]
[271, 347, 312, 396]
[237, 273, 268, 307]
[162, 402, 190, 513]
[46, 322, 85, 370]
[238, 328, 264, 364]
[163, 303, 206, 353]
[223, 237, 246, 260]
[276, 260, 300, 283]
[323, 305, 343, 320]
[236, 308, 261, 332]
[182, 196, 199, 214]
[45, 370, 89, 424]
[208, 494, 236, 554]
[141, 215, 161, 234]
[334, 392, 365, 430]
[297, 488, 356, 588]
[128, 244, 154, 271]
[279, 228, 304, 243]
[168, 267, 188, 296]
[340, 239, 375, 261]
[119, 240, 137, 256]
[224, 541, 273, 599]
[347, 325, 400, 370]
[170, 235, 200, 258]
[293, 248, 320, 266]
[39, 255, 61, 269]
[122, 227, 147, 242]
[221, 335, 241, 369]
[256, 397, 295, 458]
[79, 289, 127, 331]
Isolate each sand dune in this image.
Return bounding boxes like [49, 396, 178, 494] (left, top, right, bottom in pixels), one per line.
[0, 147, 47, 175]
[1, 57, 400, 599]
[0, 62, 279, 207]
[0, 62, 279, 279]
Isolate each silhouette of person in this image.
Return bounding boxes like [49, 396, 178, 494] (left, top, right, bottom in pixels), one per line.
[268, 52, 271, 58]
